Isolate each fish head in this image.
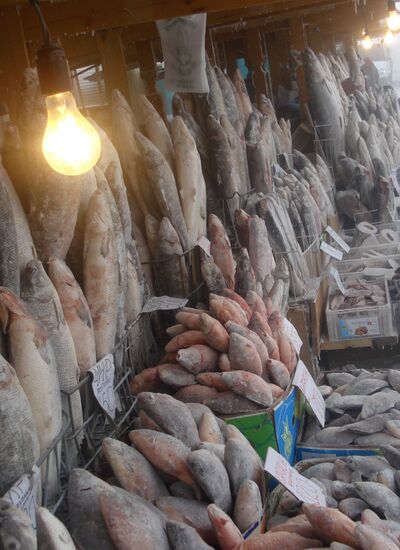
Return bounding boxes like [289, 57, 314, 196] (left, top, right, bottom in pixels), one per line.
[0, 499, 36, 550]
[21, 259, 52, 303]
[48, 257, 80, 306]
[171, 94, 185, 117]
[0, 287, 33, 333]
[207, 214, 224, 240]
[304, 47, 325, 82]
[86, 190, 112, 235]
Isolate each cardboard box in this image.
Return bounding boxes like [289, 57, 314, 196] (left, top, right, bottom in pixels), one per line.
[224, 387, 304, 465]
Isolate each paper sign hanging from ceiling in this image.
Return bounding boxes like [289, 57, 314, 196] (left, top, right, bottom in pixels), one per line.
[156, 14, 209, 93]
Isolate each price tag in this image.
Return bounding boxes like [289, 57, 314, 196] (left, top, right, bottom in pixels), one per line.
[142, 296, 188, 313]
[329, 266, 346, 295]
[391, 168, 400, 196]
[156, 14, 209, 93]
[3, 466, 40, 528]
[197, 236, 211, 256]
[320, 241, 343, 261]
[283, 318, 302, 354]
[89, 354, 116, 419]
[325, 226, 350, 253]
[293, 360, 325, 427]
[265, 448, 326, 506]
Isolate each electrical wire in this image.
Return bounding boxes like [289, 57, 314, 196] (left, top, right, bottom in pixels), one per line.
[29, 0, 51, 44]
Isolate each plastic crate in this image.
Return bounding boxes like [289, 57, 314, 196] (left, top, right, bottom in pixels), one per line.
[326, 276, 394, 341]
[333, 254, 400, 277]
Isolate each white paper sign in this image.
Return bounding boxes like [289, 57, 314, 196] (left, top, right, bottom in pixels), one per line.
[391, 168, 400, 196]
[265, 447, 326, 506]
[3, 466, 40, 528]
[293, 360, 326, 427]
[197, 236, 211, 256]
[156, 14, 209, 93]
[283, 318, 303, 354]
[329, 266, 346, 295]
[325, 226, 350, 253]
[89, 354, 116, 419]
[320, 241, 343, 261]
[142, 296, 188, 313]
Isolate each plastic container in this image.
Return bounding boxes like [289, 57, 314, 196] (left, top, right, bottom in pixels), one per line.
[326, 276, 394, 341]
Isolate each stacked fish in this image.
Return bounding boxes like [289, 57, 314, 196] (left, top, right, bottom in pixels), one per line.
[0, 70, 147, 502]
[130, 250, 298, 415]
[304, 46, 400, 223]
[303, 370, 400, 448]
[266, 452, 400, 549]
[173, 59, 333, 296]
[111, 90, 207, 297]
[0, 498, 78, 550]
[62, 393, 267, 549]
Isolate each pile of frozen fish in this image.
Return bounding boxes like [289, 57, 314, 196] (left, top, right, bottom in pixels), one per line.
[267, 452, 400, 549]
[64, 395, 266, 549]
[130, 281, 296, 415]
[174, 59, 335, 296]
[0, 69, 148, 503]
[303, 370, 400, 447]
[304, 46, 399, 223]
[329, 279, 387, 310]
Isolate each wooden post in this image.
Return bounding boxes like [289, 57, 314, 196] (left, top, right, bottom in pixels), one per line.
[96, 28, 130, 102]
[245, 27, 268, 99]
[135, 40, 164, 115]
[289, 16, 309, 104]
[0, 6, 30, 120]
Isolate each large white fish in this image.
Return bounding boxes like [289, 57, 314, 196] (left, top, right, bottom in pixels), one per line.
[48, 257, 96, 376]
[83, 190, 118, 360]
[0, 288, 62, 501]
[141, 94, 175, 174]
[136, 132, 189, 251]
[21, 259, 83, 460]
[0, 355, 40, 496]
[172, 116, 207, 247]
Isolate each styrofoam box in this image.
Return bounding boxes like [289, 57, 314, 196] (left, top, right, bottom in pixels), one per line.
[326, 275, 394, 341]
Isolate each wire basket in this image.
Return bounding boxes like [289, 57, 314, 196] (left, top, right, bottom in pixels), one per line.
[61, 313, 158, 476]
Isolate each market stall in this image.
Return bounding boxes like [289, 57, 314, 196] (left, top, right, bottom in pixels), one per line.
[1, 0, 400, 548]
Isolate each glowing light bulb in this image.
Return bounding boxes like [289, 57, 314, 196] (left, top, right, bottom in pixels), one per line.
[362, 29, 373, 49]
[42, 91, 101, 176]
[388, 9, 400, 32]
[385, 28, 395, 44]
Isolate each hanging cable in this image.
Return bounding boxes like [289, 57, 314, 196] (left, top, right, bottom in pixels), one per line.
[29, 0, 51, 45]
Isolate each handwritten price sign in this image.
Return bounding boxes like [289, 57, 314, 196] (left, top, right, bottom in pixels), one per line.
[3, 465, 40, 528]
[293, 360, 325, 427]
[89, 354, 116, 419]
[265, 448, 326, 506]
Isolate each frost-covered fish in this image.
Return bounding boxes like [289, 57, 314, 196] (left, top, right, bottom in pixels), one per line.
[172, 116, 206, 247]
[83, 189, 118, 360]
[141, 94, 175, 174]
[156, 217, 189, 298]
[136, 132, 189, 250]
[48, 257, 96, 375]
[0, 355, 40, 496]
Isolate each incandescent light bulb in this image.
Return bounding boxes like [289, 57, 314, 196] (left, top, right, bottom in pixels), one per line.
[42, 91, 101, 176]
[388, 1, 400, 32]
[385, 28, 395, 44]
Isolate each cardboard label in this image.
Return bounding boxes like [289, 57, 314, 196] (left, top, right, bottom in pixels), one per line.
[329, 266, 346, 295]
[293, 360, 325, 427]
[320, 241, 343, 260]
[325, 225, 350, 253]
[265, 447, 326, 506]
[338, 313, 380, 338]
[89, 354, 116, 419]
[156, 14, 209, 93]
[142, 296, 188, 313]
[3, 466, 40, 528]
[283, 318, 302, 354]
[196, 236, 211, 256]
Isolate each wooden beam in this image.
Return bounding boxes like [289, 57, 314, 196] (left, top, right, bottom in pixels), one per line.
[96, 28, 130, 102]
[289, 16, 308, 104]
[245, 27, 269, 99]
[0, 6, 29, 119]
